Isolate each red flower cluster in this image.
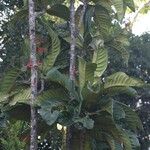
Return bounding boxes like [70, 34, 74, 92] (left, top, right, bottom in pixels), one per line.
[36, 47, 45, 53]
[26, 59, 42, 69]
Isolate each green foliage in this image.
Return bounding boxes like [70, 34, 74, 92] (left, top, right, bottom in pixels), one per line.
[40, 17, 61, 73]
[46, 4, 70, 20]
[113, 0, 124, 21]
[1, 0, 147, 149]
[104, 72, 145, 89]
[0, 68, 20, 94]
[92, 47, 108, 77]
[0, 121, 26, 150]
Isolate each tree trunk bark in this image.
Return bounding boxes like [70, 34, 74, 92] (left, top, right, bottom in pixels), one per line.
[67, 0, 88, 149]
[66, 0, 76, 149]
[28, 0, 38, 150]
[69, 0, 76, 81]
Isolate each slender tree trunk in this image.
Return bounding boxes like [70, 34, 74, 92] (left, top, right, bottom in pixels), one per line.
[69, 0, 76, 81]
[66, 0, 88, 149]
[66, 0, 76, 149]
[28, 0, 38, 149]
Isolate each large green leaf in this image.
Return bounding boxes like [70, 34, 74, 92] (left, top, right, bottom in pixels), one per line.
[103, 133, 115, 150]
[107, 41, 129, 65]
[9, 88, 31, 106]
[92, 47, 108, 77]
[40, 17, 60, 73]
[78, 57, 97, 90]
[39, 107, 60, 126]
[46, 68, 80, 101]
[119, 129, 132, 150]
[94, 5, 111, 40]
[124, 0, 135, 12]
[126, 131, 140, 149]
[104, 72, 145, 89]
[0, 68, 21, 94]
[36, 89, 69, 105]
[104, 86, 138, 97]
[46, 4, 70, 20]
[117, 101, 143, 131]
[112, 0, 124, 21]
[74, 116, 94, 129]
[113, 101, 125, 120]
[38, 98, 62, 126]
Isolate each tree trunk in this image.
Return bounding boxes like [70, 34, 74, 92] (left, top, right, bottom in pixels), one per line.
[69, 0, 76, 81]
[67, 0, 88, 149]
[28, 0, 38, 149]
[66, 0, 76, 149]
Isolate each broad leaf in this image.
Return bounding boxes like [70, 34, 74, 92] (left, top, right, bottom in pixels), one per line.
[10, 88, 31, 106]
[107, 41, 129, 65]
[113, 102, 125, 120]
[78, 57, 97, 90]
[117, 101, 143, 131]
[39, 107, 60, 126]
[104, 72, 144, 89]
[94, 5, 111, 40]
[92, 47, 108, 77]
[104, 86, 138, 97]
[112, 0, 124, 21]
[38, 100, 61, 126]
[46, 68, 80, 101]
[36, 89, 69, 105]
[40, 17, 60, 73]
[75, 116, 94, 129]
[0, 68, 20, 94]
[124, 0, 135, 12]
[46, 4, 70, 20]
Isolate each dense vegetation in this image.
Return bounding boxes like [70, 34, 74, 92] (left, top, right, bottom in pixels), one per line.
[0, 0, 149, 149]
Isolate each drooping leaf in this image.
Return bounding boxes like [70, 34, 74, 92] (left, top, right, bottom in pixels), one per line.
[40, 17, 60, 73]
[103, 133, 115, 150]
[9, 88, 31, 106]
[75, 116, 94, 129]
[46, 68, 80, 101]
[94, 5, 111, 40]
[39, 107, 60, 126]
[97, 98, 113, 115]
[116, 101, 143, 131]
[119, 129, 132, 150]
[0, 68, 21, 94]
[46, 4, 70, 20]
[113, 101, 125, 120]
[112, 0, 124, 21]
[38, 99, 61, 126]
[104, 72, 145, 89]
[78, 57, 97, 90]
[96, 0, 112, 12]
[84, 5, 94, 38]
[36, 89, 69, 106]
[124, 0, 135, 12]
[92, 47, 108, 77]
[105, 86, 138, 97]
[126, 131, 140, 149]
[107, 41, 129, 65]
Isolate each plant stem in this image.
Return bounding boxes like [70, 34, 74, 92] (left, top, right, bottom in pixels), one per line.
[29, 0, 38, 149]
